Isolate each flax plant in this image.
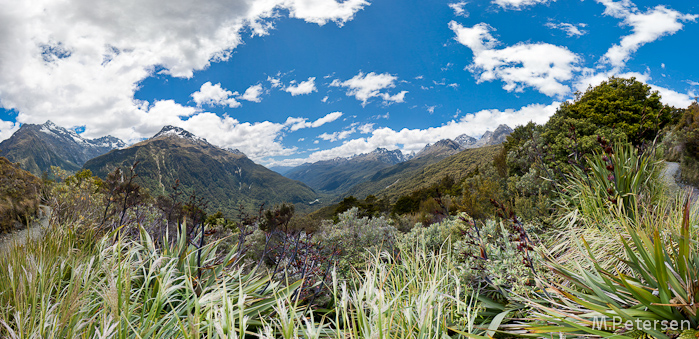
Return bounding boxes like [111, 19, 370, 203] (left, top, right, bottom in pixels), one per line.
[523, 198, 699, 339]
[0, 221, 297, 338]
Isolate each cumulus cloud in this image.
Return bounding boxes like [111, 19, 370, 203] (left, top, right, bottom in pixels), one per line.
[448, 2, 469, 17]
[191, 82, 241, 108]
[330, 72, 408, 106]
[651, 85, 696, 108]
[546, 22, 587, 37]
[0, 0, 368, 141]
[318, 127, 356, 142]
[285, 0, 370, 26]
[597, 0, 697, 69]
[125, 103, 346, 161]
[492, 0, 552, 10]
[239, 84, 264, 103]
[284, 77, 317, 96]
[267, 76, 282, 88]
[358, 123, 374, 134]
[287, 111, 343, 131]
[0, 120, 20, 142]
[272, 102, 558, 166]
[450, 21, 580, 97]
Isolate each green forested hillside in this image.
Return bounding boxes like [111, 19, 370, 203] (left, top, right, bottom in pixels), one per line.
[83, 130, 319, 215]
[343, 145, 501, 202]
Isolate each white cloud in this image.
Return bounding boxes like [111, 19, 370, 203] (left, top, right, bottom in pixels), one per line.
[239, 84, 264, 102]
[321, 96, 329, 102]
[426, 105, 436, 114]
[0, 0, 368, 141]
[450, 21, 580, 97]
[0, 120, 20, 142]
[448, 2, 469, 17]
[597, 1, 697, 69]
[492, 0, 552, 10]
[650, 85, 695, 108]
[287, 111, 343, 131]
[267, 76, 282, 88]
[318, 127, 356, 142]
[191, 82, 241, 108]
[137, 105, 346, 162]
[181, 113, 297, 160]
[284, 0, 370, 26]
[358, 123, 374, 134]
[330, 72, 408, 106]
[271, 102, 558, 166]
[284, 77, 317, 96]
[545, 22, 587, 37]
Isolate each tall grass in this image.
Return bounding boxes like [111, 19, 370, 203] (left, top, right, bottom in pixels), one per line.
[550, 141, 680, 273]
[0, 222, 298, 338]
[524, 199, 699, 338]
[257, 247, 484, 338]
[0, 217, 485, 338]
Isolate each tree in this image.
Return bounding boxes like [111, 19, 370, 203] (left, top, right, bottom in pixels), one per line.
[542, 77, 679, 167]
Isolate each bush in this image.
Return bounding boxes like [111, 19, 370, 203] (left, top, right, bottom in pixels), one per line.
[320, 207, 397, 276]
[0, 157, 42, 233]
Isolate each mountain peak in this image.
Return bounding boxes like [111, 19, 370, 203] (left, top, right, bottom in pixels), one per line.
[152, 125, 206, 142]
[1, 120, 126, 175]
[42, 120, 57, 129]
[493, 124, 513, 134]
[454, 134, 476, 147]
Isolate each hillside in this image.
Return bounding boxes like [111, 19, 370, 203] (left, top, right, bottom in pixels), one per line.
[0, 121, 125, 176]
[0, 157, 42, 233]
[343, 145, 502, 202]
[285, 148, 407, 194]
[83, 126, 319, 215]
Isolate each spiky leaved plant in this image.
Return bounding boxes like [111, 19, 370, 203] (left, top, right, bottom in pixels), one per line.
[523, 200, 699, 339]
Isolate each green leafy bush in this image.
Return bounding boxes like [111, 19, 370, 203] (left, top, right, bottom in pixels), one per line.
[319, 207, 397, 276]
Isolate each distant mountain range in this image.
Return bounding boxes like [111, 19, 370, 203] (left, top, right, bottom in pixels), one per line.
[83, 126, 319, 215]
[285, 147, 409, 195]
[0, 120, 512, 215]
[309, 144, 503, 219]
[0, 121, 125, 176]
[283, 124, 513, 198]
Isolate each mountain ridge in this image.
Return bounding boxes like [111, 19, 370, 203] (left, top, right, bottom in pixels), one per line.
[83, 125, 318, 215]
[0, 121, 126, 175]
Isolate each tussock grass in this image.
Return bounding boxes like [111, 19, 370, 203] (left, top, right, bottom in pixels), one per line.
[0, 223, 298, 338]
[0, 219, 484, 338]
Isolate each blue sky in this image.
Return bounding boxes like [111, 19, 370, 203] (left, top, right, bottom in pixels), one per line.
[0, 0, 697, 166]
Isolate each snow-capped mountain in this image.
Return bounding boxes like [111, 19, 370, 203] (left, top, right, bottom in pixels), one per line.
[0, 121, 126, 175]
[284, 147, 410, 194]
[151, 125, 207, 143]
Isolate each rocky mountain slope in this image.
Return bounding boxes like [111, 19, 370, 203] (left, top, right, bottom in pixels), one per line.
[0, 121, 125, 176]
[83, 126, 318, 215]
